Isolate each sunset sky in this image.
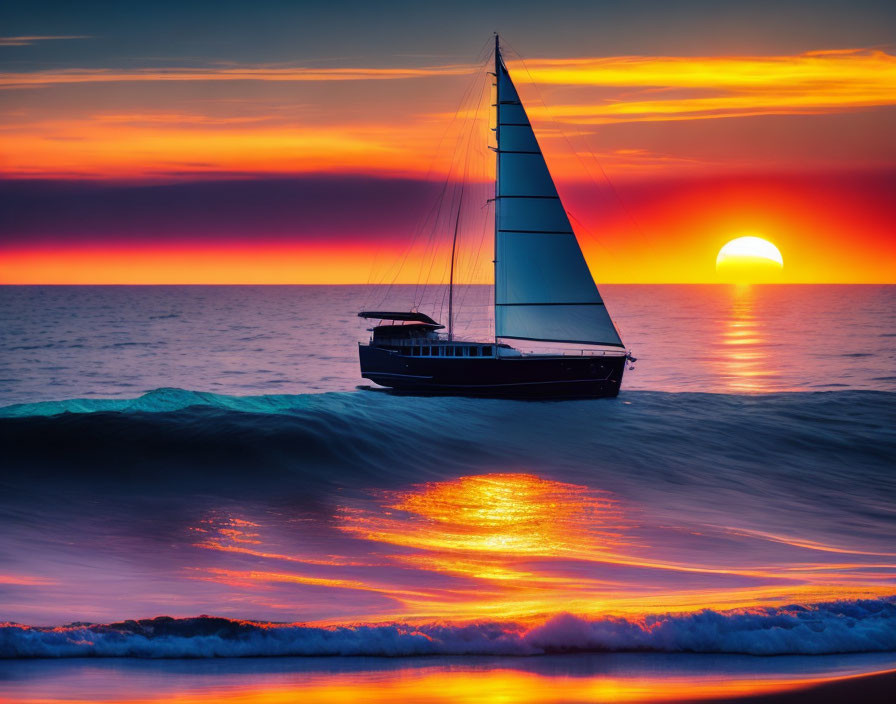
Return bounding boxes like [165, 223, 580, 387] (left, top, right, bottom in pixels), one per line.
[1, 0, 894, 283]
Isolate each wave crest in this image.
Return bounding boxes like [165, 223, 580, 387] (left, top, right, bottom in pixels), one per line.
[3, 598, 895, 658]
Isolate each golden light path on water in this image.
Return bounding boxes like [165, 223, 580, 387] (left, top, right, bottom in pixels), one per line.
[192, 472, 896, 622]
[12, 666, 896, 704]
[714, 286, 781, 392]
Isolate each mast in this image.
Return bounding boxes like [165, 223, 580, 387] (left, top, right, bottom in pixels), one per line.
[493, 33, 500, 344]
[447, 181, 463, 340]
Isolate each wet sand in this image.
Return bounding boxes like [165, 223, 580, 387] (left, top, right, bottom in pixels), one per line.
[714, 668, 896, 703]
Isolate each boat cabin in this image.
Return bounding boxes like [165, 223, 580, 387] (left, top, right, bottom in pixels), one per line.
[358, 310, 497, 358]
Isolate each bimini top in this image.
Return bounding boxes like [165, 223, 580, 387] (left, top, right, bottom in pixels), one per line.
[358, 311, 442, 326]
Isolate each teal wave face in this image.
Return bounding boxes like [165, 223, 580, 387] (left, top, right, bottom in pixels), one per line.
[1, 388, 894, 631]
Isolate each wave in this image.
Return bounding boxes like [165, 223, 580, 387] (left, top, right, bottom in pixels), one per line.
[0, 386, 330, 417]
[1, 388, 894, 513]
[0, 385, 893, 418]
[3, 598, 895, 658]
[1, 387, 892, 475]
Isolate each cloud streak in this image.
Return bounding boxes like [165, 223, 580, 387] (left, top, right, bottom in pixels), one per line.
[0, 35, 91, 47]
[0, 64, 475, 88]
[1, 48, 892, 181]
[512, 49, 896, 123]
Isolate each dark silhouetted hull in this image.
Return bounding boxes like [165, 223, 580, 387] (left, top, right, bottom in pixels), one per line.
[358, 344, 625, 398]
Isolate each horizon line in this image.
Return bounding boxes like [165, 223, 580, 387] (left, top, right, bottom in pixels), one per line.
[1, 282, 893, 287]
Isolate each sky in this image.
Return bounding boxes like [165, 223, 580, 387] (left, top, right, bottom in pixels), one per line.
[1, 0, 894, 283]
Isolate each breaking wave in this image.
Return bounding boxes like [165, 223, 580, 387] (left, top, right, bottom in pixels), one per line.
[3, 599, 895, 658]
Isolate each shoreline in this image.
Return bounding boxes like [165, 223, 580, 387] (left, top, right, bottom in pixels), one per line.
[714, 668, 896, 703]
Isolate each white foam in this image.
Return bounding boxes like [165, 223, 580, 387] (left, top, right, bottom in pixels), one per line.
[3, 598, 894, 658]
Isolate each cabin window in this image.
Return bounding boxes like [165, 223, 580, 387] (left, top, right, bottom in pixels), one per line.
[469, 346, 478, 357]
[422, 346, 430, 356]
[412, 346, 419, 356]
[453, 346, 462, 357]
[483, 346, 493, 356]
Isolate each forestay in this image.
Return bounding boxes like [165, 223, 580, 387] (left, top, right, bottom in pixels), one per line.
[494, 50, 623, 348]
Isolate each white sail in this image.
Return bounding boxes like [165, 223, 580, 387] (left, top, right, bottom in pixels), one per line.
[494, 52, 623, 348]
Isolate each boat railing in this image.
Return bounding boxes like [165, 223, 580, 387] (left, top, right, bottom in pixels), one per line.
[370, 336, 625, 357]
[518, 348, 627, 358]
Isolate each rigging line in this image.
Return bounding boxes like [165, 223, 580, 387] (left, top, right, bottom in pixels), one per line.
[410, 71, 483, 307]
[410, 177, 455, 303]
[501, 44, 612, 204]
[371, 40, 493, 317]
[436, 172, 464, 324]
[567, 119, 651, 254]
[566, 210, 617, 263]
[451, 102, 491, 331]
[450, 71, 487, 324]
[415, 67, 486, 301]
[447, 169, 465, 339]
[369, 53, 490, 308]
[456, 201, 493, 335]
[367, 177, 441, 307]
[502, 43, 650, 252]
[434, 163, 465, 321]
[416, 66, 488, 309]
[458, 71, 484, 324]
[434, 67, 489, 325]
[362, 40, 493, 312]
[454, 136, 493, 322]
[426, 45, 493, 315]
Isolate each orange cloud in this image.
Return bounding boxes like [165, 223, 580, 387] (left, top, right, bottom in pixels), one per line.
[508, 49, 896, 123]
[0, 64, 474, 88]
[0, 243, 424, 284]
[0, 574, 57, 586]
[2, 48, 893, 179]
[0, 35, 90, 47]
[520, 48, 895, 87]
[0, 122, 426, 179]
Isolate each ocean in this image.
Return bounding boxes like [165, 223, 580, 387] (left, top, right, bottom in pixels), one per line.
[1, 284, 895, 702]
[2, 285, 894, 403]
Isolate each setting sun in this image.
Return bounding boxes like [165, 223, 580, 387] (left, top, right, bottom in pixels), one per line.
[716, 236, 784, 282]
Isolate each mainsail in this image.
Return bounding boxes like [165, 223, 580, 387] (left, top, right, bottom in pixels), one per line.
[494, 41, 624, 348]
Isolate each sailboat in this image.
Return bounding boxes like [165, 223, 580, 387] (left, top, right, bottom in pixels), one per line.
[358, 36, 633, 398]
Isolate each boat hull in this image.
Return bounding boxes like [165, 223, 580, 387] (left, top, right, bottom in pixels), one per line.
[358, 344, 626, 399]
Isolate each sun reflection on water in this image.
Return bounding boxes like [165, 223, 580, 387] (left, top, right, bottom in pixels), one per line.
[183, 472, 896, 622]
[715, 286, 781, 392]
[7, 666, 882, 704]
[339, 473, 626, 558]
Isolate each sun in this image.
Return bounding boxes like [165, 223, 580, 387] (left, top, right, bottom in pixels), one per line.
[716, 236, 784, 283]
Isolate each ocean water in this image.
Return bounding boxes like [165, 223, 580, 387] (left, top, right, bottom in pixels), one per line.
[3, 652, 896, 703]
[1, 285, 895, 701]
[1, 285, 894, 404]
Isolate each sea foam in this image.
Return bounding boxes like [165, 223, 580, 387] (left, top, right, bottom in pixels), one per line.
[3, 599, 895, 658]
